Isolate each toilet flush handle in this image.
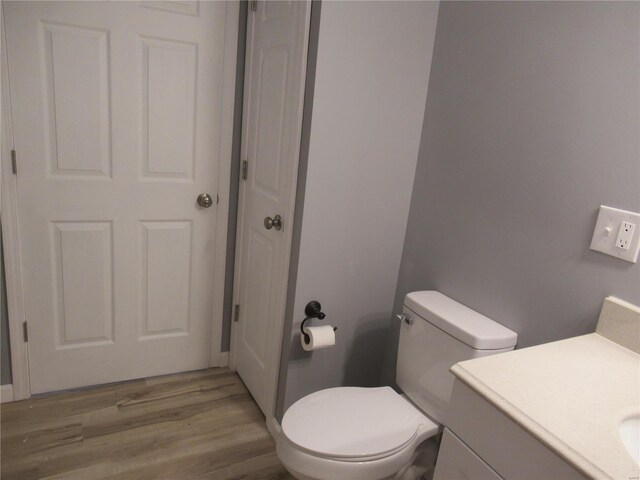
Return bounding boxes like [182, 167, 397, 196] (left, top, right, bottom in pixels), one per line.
[396, 313, 413, 326]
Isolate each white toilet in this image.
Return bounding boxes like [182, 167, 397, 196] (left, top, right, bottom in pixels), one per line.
[276, 291, 518, 480]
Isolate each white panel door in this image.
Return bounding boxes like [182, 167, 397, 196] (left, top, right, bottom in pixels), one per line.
[4, 1, 228, 393]
[232, 1, 310, 416]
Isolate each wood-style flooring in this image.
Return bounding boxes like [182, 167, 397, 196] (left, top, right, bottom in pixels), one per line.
[0, 368, 294, 480]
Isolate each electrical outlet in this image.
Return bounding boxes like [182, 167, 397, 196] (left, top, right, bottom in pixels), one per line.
[590, 206, 640, 263]
[615, 222, 635, 250]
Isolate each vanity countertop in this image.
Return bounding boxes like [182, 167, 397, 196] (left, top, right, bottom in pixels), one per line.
[451, 297, 640, 480]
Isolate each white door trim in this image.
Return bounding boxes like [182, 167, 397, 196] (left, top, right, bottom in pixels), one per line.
[0, 1, 30, 401]
[209, 0, 240, 368]
[230, 2, 312, 418]
[0, 384, 14, 403]
[266, 415, 282, 441]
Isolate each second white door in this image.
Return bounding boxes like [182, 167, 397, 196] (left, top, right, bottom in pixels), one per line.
[232, 1, 311, 417]
[4, 1, 232, 393]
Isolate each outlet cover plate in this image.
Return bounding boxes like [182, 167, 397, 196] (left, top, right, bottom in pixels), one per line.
[590, 206, 640, 263]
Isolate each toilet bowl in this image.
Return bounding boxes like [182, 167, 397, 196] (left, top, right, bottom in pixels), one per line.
[276, 387, 439, 480]
[277, 291, 518, 480]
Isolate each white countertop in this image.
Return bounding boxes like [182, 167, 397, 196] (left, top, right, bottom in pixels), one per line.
[451, 331, 640, 480]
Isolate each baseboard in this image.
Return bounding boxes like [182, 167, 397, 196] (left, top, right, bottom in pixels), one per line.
[266, 415, 282, 441]
[1, 384, 14, 403]
[219, 351, 229, 367]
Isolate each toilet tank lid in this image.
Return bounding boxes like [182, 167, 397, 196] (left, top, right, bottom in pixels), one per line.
[404, 291, 517, 350]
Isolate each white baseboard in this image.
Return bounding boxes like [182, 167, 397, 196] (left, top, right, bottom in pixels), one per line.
[1, 384, 14, 403]
[219, 351, 229, 367]
[266, 415, 282, 441]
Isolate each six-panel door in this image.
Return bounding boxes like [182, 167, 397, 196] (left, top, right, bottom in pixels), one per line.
[4, 0, 227, 393]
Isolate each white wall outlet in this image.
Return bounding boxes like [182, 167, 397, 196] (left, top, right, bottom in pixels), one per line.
[615, 222, 635, 250]
[590, 206, 640, 263]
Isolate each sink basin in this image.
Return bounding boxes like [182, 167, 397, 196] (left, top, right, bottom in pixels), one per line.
[619, 414, 640, 465]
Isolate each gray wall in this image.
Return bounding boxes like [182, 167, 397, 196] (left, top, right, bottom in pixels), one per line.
[1, 231, 11, 385]
[383, 1, 640, 385]
[276, 1, 440, 419]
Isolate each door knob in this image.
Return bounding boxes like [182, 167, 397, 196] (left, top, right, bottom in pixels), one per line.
[197, 193, 213, 208]
[264, 214, 283, 231]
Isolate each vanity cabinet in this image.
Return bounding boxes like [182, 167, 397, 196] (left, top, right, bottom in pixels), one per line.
[434, 429, 502, 480]
[434, 379, 588, 480]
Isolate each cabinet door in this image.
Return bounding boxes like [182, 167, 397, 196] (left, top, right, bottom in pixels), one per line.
[434, 429, 503, 480]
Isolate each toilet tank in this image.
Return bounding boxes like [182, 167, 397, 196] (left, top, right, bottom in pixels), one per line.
[396, 291, 517, 424]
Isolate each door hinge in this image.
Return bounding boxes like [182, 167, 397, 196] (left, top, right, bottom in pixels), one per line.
[241, 160, 248, 180]
[23, 322, 28, 342]
[234, 304, 240, 322]
[11, 149, 17, 174]
[250, 0, 257, 12]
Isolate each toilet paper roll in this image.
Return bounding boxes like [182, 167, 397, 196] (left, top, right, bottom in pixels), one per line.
[301, 325, 335, 351]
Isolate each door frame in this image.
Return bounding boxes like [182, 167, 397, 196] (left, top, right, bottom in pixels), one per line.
[0, 1, 240, 399]
[229, 1, 312, 424]
[208, 1, 240, 369]
[1, 0, 30, 400]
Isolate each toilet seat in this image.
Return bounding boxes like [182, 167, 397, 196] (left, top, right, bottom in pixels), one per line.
[278, 386, 440, 480]
[282, 386, 426, 461]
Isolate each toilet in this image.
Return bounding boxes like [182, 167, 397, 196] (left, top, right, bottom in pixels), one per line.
[276, 291, 518, 480]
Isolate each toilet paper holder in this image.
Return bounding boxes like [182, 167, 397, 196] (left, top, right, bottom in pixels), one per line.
[301, 301, 337, 345]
